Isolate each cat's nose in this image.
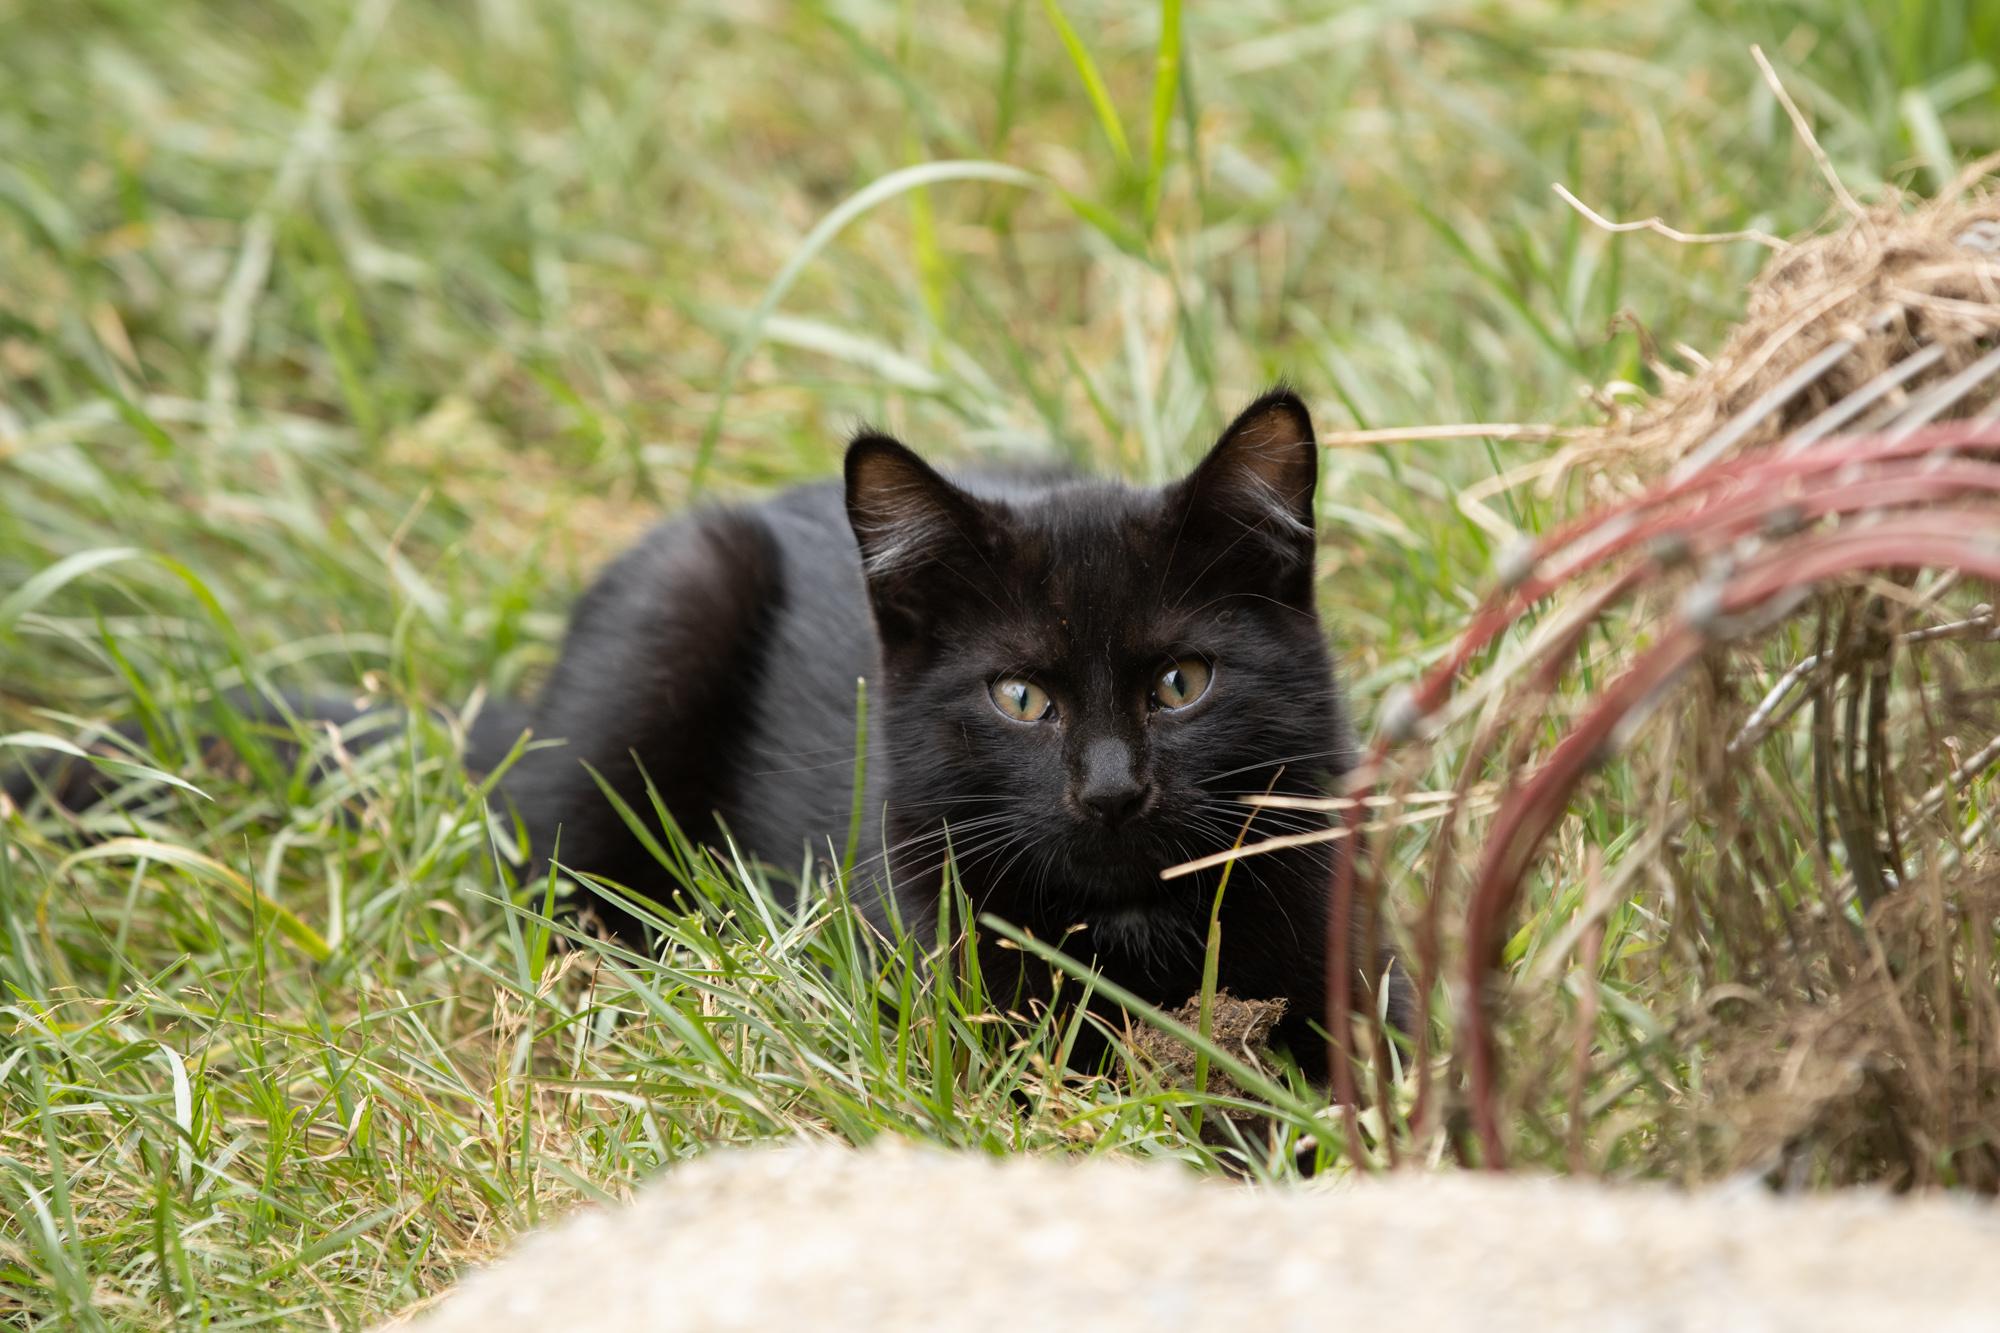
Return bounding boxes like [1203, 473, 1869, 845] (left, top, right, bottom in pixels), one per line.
[1077, 739, 1150, 827]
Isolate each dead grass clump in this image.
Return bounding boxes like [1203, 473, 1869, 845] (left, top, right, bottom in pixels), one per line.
[1696, 861, 2000, 1191]
[1571, 154, 2000, 488]
[1250, 167, 2000, 1187]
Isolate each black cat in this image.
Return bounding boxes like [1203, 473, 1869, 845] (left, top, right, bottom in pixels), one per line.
[6, 388, 1401, 1080]
[506, 387, 1395, 1078]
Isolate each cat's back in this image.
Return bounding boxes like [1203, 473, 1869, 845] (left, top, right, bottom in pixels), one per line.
[726, 481, 882, 858]
[510, 479, 871, 900]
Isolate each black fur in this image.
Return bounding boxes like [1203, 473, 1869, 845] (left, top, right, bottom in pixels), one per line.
[506, 387, 1397, 1077]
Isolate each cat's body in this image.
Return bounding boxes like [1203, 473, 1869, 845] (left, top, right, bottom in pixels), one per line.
[506, 390, 1383, 1078]
[504, 480, 880, 913]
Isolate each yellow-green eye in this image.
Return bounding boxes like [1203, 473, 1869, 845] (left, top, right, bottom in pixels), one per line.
[990, 678, 1053, 723]
[1152, 658, 1212, 711]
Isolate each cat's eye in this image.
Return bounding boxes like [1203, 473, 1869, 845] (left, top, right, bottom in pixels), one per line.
[989, 678, 1054, 723]
[1151, 658, 1212, 711]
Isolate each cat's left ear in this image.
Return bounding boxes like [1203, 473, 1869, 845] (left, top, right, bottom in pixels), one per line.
[1169, 387, 1319, 600]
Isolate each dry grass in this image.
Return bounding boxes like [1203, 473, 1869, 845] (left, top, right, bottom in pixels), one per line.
[1302, 168, 2000, 1185]
[1587, 154, 2000, 483]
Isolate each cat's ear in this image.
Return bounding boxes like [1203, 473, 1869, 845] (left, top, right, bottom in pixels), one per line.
[1169, 387, 1319, 600]
[845, 432, 995, 639]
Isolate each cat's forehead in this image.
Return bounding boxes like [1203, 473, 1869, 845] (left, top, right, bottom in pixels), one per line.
[1007, 483, 1165, 578]
[986, 481, 1203, 645]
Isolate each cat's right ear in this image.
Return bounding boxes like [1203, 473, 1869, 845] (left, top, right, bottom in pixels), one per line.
[1165, 387, 1320, 606]
[844, 432, 993, 640]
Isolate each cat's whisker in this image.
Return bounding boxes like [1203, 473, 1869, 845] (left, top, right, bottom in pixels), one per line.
[886, 818, 1040, 887]
[1178, 588, 1326, 625]
[848, 820, 1032, 880]
[1198, 746, 1358, 786]
[851, 814, 1020, 866]
[983, 829, 1053, 898]
[1185, 801, 1331, 836]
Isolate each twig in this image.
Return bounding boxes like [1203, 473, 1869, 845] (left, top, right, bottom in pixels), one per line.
[1905, 730, 2000, 831]
[1159, 803, 1476, 879]
[1751, 44, 1864, 218]
[1728, 606, 1996, 752]
[1827, 732, 2000, 898]
[1241, 788, 1478, 812]
[1552, 183, 1784, 250]
[1317, 423, 1564, 449]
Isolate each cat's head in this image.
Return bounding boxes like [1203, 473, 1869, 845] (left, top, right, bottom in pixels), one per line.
[843, 389, 1349, 913]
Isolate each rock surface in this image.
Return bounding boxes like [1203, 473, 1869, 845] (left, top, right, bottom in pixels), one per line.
[394, 1144, 2000, 1332]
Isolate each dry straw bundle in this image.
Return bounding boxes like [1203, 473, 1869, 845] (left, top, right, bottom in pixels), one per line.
[1582, 157, 2000, 481]
[1306, 156, 2000, 1188]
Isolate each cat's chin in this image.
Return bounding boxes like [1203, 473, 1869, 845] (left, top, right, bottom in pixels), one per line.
[1047, 841, 1188, 911]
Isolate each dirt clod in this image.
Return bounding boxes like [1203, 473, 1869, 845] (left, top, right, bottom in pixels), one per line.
[1129, 990, 1287, 1115]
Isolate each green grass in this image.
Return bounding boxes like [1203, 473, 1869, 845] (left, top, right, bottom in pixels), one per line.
[2, 0, 1997, 1325]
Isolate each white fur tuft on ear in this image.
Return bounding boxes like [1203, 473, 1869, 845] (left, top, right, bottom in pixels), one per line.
[1199, 386, 1318, 532]
[1181, 388, 1319, 539]
[1222, 467, 1314, 540]
[856, 516, 950, 579]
